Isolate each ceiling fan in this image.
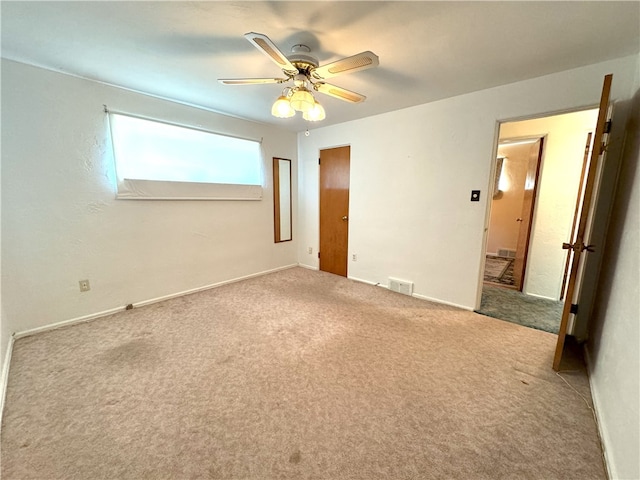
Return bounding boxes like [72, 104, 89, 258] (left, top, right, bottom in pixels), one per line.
[218, 32, 379, 121]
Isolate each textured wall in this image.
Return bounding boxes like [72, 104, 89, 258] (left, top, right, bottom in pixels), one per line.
[1, 60, 297, 363]
[297, 55, 638, 310]
[588, 68, 640, 480]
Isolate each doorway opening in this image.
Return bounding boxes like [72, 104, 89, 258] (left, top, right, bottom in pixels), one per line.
[477, 108, 599, 334]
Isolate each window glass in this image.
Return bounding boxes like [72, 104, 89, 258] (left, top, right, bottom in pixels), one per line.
[108, 113, 263, 200]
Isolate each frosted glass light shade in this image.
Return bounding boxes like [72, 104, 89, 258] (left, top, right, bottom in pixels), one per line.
[303, 101, 326, 121]
[290, 88, 314, 112]
[271, 96, 295, 118]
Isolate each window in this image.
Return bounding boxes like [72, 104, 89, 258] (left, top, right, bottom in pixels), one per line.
[108, 112, 263, 200]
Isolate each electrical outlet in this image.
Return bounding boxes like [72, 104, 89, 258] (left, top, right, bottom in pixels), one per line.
[79, 279, 90, 292]
[352, 253, 357, 261]
[308, 247, 313, 254]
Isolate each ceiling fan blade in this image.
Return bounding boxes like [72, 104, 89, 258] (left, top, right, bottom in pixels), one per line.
[311, 51, 379, 80]
[218, 78, 288, 85]
[244, 32, 299, 74]
[315, 83, 367, 103]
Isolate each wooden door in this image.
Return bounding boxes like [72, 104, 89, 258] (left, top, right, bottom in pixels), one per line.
[319, 146, 350, 277]
[553, 74, 612, 371]
[512, 138, 544, 290]
[560, 133, 593, 300]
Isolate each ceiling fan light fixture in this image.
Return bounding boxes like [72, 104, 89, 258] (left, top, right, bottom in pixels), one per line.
[271, 95, 295, 118]
[221, 32, 379, 123]
[290, 87, 315, 112]
[303, 100, 326, 122]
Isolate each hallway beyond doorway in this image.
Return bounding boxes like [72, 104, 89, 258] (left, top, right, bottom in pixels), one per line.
[483, 255, 515, 286]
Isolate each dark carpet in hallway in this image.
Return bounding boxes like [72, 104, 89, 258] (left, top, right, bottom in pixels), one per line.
[476, 284, 563, 334]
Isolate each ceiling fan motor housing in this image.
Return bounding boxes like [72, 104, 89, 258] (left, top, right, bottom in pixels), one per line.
[288, 44, 319, 74]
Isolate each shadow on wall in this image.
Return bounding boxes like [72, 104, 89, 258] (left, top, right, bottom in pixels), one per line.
[588, 93, 639, 356]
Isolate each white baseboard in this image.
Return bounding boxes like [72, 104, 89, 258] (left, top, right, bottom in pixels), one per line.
[1, 334, 15, 431]
[523, 291, 558, 301]
[347, 276, 473, 311]
[14, 306, 127, 340]
[133, 264, 298, 308]
[297, 263, 319, 271]
[4, 264, 300, 426]
[412, 292, 474, 311]
[347, 275, 382, 287]
[583, 346, 613, 480]
[14, 264, 299, 341]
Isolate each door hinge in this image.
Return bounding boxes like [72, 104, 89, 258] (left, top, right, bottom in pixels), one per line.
[318, 158, 321, 165]
[570, 303, 579, 315]
[318, 252, 320, 258]
[604, 120, 612, 134]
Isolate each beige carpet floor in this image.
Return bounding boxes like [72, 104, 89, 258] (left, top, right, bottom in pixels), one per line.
[1, 267, 604, 479]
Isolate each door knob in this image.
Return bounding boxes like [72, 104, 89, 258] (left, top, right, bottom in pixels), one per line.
[516, 218, 523, 222]
[342, 216, 348, 221]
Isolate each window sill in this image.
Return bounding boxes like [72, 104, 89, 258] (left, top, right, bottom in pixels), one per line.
[116, 179, 263, 201]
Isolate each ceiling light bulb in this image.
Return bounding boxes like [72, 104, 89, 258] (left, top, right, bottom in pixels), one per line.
[271, 95, 295, 118]
[303, 100, 326, 121]
[290, 88, 314, 113]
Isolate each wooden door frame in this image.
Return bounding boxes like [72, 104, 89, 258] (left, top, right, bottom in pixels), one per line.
[512, 137, 545, 291]
[560, 132, 594, 300]
[480, 135, 544, 294]
[476, 107, 604, 312]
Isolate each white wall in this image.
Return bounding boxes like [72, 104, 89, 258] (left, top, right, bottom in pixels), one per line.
[498, 109, 599, 300]
[587, 57, 640, 480]
[1, 60, 298, 372]
[1, 50, 638, 480]
[0, 76, 6, 405]
[297, 55, 638, 311]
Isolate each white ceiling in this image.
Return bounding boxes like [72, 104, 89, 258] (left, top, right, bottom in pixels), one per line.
[2, 1, 639, 132]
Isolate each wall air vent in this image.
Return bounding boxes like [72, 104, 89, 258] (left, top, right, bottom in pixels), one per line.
[497, 248, 516, 259]
[389, 277, 414, 296]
